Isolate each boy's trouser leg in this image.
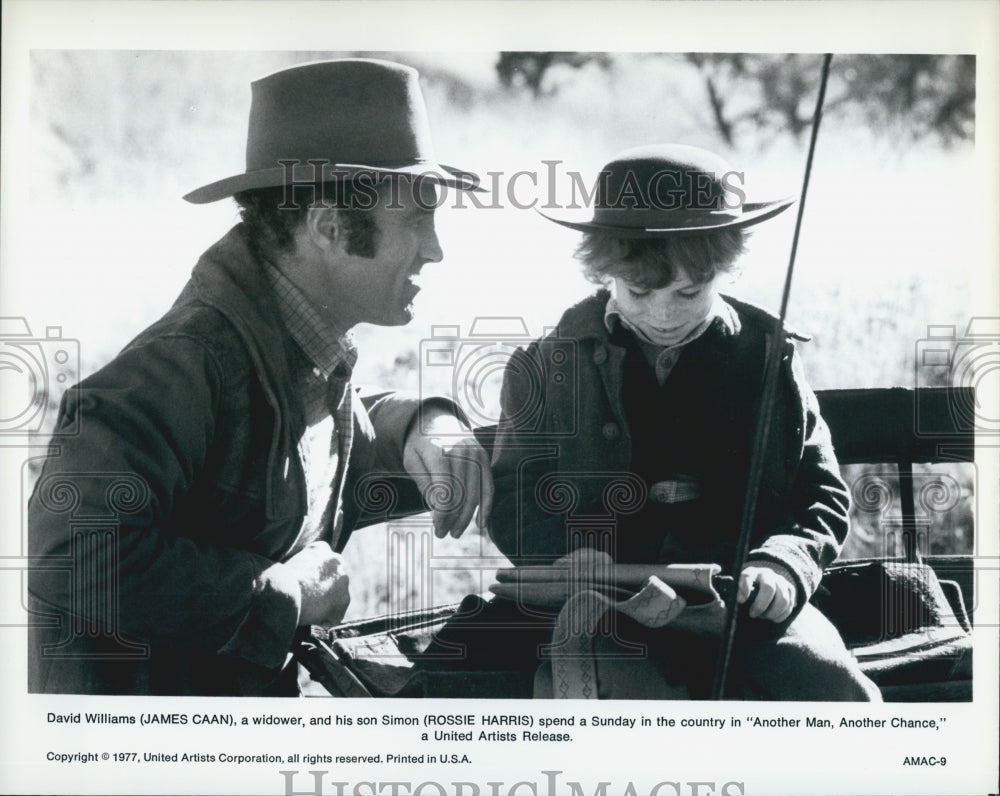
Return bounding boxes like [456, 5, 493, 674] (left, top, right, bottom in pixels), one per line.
[737, 603, 882, 701]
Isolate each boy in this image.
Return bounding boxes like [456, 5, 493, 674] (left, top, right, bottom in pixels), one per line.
[488, 144, 880, 700]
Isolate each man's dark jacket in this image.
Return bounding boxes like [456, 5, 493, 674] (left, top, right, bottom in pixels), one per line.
[28, 225, 423, 695]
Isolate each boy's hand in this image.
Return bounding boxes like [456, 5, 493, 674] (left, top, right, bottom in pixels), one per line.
[737, 564, 796, 623]
[552, 547, 614, 571]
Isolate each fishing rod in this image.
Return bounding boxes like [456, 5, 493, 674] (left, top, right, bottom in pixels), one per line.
[710, 53, 835, 700]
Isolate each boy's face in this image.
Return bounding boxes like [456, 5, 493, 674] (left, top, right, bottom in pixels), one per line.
[613, 269, 725, 346]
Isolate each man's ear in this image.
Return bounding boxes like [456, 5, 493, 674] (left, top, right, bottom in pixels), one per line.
[303, 206, 343, 253]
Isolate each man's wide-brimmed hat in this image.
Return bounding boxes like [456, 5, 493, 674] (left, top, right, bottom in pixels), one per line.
[538, 144, 794, 238]
[184, 58, 479, 204]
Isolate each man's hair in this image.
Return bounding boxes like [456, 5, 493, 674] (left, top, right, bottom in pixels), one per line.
[234, 181, 377, 259]
[575, 227, 748, 288]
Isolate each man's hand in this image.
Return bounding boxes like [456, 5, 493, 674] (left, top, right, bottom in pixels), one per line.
[285, 541, 351, 627]
[402, 407, 494, 538]
[737, 564, 797, 623]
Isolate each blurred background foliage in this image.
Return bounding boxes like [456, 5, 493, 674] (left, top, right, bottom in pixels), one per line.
[497, 52, 974, 147]
[25, 50, 980, 390]
[18, 50, 981, 618]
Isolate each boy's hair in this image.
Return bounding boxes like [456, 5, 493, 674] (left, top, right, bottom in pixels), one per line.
[234, 181, 377, 259]
[575, 227, 748, 288]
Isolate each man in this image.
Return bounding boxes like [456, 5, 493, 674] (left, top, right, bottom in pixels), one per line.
[27, 58, 492, 696]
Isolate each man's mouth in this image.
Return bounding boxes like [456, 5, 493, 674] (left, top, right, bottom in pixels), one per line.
[405, 274, 423, 300]
[409, 264, 427, 285]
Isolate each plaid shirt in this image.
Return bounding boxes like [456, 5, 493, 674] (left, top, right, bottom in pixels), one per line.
[266, 265, 358, 548]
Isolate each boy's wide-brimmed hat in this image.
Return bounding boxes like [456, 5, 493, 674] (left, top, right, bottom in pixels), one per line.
[538, 144, 794, 238]
[184, 58, 480, 204]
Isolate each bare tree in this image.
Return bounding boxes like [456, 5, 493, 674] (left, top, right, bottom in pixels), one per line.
[496, 52, 975, 148]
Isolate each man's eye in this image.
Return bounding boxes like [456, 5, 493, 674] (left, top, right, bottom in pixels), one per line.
[678, 290, 702, 300]
[627, 288, 651, 299]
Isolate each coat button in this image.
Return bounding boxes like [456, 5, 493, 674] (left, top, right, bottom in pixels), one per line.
[593, 347, 607, 365]
[602, 422, 620, 440]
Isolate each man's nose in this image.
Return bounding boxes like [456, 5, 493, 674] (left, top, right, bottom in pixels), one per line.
[422, 227, 444, 264]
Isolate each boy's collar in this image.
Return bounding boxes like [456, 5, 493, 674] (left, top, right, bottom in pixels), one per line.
[554, 289, 809, 343]
[602, 292, 739, 349]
